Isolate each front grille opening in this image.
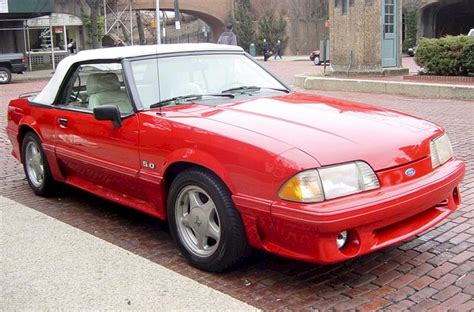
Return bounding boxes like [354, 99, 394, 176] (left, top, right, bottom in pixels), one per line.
[373, 204, 445, 247]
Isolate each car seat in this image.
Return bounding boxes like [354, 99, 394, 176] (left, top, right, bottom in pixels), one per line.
[87, 73, 133, 114]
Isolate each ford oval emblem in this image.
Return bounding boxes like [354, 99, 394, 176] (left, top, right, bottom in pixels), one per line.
[405, 168, 416, 177]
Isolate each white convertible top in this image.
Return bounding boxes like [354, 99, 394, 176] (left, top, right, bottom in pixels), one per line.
[33, 43, 243, 105]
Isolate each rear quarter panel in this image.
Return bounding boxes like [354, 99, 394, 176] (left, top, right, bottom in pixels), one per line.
[7, 98, 56, 161]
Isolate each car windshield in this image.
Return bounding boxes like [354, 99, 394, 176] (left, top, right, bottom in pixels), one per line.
[129, 53, 288, 109]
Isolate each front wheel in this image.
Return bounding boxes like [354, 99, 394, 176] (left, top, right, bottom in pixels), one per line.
[167, 168, 249, 272]
[313, 56, 321, 66]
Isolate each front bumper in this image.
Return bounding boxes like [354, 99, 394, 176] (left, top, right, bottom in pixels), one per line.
[268, 158, 465, 263]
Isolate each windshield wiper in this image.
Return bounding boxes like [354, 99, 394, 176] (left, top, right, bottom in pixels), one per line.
[221, 86, 290, 94]
[149, 93, 235, 109]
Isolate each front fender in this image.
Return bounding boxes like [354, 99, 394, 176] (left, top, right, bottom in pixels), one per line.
[162, 147, 237, 194]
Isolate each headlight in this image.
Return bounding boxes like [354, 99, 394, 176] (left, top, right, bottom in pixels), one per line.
[430, 133, 453, 168]
[278, 161, 380, 203]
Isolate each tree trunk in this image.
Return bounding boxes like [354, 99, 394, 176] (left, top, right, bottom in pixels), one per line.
[86, 0, 100, 48]
[136, 11, 146, 44]
[91, 9, 99, 48]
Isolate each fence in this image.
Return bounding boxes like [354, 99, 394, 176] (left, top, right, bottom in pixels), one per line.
[162, 30, 210, 44]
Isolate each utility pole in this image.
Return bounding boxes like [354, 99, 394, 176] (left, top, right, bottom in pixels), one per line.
[49, 14, 56, 72]
[156, 0, 161, 44]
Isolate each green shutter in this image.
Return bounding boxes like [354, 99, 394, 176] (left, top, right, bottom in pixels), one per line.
[8, 0, 54, 13]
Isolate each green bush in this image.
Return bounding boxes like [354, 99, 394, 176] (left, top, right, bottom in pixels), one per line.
[415, 35, 474, 76]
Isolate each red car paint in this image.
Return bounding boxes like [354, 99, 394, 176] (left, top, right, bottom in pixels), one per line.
[6, 92, 465, 264]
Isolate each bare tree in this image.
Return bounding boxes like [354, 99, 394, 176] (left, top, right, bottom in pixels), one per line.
[253, 0, 285, 17]
[287, 0, 328, 54]
[404, 0, 422, 11]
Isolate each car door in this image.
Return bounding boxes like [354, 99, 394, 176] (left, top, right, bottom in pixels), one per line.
[53, 62, 144, 200]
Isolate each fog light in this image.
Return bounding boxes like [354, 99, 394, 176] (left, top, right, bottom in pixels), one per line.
[336, 231, 348, 249]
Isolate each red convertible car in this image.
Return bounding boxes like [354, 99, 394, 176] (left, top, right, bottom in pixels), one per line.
[7, 44, 465, 272]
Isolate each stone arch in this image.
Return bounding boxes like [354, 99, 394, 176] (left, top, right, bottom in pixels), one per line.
[130, 0, 231, 42]
[418, 0, 474, 38]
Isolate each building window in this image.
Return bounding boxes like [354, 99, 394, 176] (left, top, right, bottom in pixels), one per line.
[384, 0, 395, 37]
[342, 0, 349, 15]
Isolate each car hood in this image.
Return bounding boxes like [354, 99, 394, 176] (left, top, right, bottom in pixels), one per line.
[182, 93, 442, 171]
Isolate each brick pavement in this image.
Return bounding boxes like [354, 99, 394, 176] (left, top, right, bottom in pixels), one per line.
[1, 62, 473, 310]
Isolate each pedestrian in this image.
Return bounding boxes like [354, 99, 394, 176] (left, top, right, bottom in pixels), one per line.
[274, 40, 282, 59]
[262, 39, 270, 61]
[217, 22, 237, 46]
[67, 39, 76, 54]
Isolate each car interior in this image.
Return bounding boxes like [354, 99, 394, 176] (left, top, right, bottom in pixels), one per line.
[65, 64, 133, 115]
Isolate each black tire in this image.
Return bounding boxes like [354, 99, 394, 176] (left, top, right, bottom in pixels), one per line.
[21, 132, 55, 196]
[313, 56, 321, 66]
[0, 66, 12, 84]
[167, 168, 250, 272]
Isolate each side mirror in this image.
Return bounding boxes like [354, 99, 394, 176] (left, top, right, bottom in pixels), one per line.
[93, 105, 122, 128]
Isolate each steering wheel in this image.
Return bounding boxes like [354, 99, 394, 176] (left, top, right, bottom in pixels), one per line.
[69, 75, 82, 103]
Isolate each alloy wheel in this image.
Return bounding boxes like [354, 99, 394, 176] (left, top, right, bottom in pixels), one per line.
[175, 185, 221, 257]
[25, 141, 45, 188]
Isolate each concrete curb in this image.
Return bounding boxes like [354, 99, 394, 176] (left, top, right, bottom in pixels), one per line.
[10, 70, 53, 83]
[255, 56, 309, 62]
[0, 196, 258, 310]
[295, 75, 474, 100]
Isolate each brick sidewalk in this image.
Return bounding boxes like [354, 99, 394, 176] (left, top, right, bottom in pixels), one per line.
[1, 75, 473, 310]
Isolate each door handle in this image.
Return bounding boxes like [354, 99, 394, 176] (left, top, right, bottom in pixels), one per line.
[58, 118, 68, 128]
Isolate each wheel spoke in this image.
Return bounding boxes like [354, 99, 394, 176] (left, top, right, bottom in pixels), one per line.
[188, 190, 201, 209]
[33, 160, 42, 176]
[32, 165, 39, 177]
[34, 153, 42, 164]
[181, 213, 192, 228]
[207, 222, 220, 241]
[201, 201, 215, 219]
[30, 166, 38, 180]
[31, 145, 39, 155]
[196, 233, 207, 250]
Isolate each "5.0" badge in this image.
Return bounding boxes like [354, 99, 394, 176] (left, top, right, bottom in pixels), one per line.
[142, 161, 156, 169]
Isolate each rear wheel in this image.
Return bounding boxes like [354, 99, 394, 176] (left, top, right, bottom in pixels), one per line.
[167, 168, 249, 272]
[21, 132, 54, 195]
[0, 67, 12, 84]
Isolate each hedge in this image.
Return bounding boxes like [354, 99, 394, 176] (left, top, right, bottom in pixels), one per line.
[415, 35, 474, 76]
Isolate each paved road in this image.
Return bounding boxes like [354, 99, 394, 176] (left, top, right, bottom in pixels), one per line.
[1, 60, 473, 310]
